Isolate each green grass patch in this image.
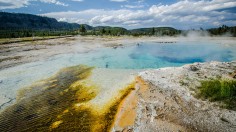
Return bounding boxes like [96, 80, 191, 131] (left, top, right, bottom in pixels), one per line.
[197, 79, 236, 110]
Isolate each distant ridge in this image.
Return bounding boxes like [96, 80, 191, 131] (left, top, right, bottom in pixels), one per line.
[0, 12, 81, 30]
[0, 12, 180, 32]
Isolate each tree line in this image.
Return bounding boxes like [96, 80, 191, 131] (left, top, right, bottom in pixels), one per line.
[1, 25, 236, 39]
[0, 30, 79, 38]
[208, 25, 236, 36]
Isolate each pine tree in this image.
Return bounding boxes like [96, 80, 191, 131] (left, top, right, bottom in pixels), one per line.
[151, 27, 155, 35]
[101, 28, 106, 35]
[79, 25, 86, 34]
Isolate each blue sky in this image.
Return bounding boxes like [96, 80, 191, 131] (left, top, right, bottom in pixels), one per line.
[1, 0, 236, 29]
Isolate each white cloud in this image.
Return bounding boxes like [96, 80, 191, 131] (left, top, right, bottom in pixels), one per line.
[39, 0, 68, 6]
[71, 0, 84, 2]
[0, 0, 29, 9]
[122, 5, 144, 9]
[1, 0, 235, 29]
[0, 0, 67, 9]
[137, 0, 145, 3]
[121, 0, 147, 9]
[41, 0, 236, 29]
[110, 0, 127, 2]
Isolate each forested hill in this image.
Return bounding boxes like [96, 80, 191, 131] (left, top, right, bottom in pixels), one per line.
[0, 12, 81, 30]
[130, 27, 181, 36]
[0, 12, 179, 34]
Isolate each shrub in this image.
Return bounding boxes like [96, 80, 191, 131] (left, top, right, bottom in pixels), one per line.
[197, 79, 236, 110]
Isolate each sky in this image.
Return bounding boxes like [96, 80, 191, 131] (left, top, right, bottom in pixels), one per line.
[0, 0, 236, 29]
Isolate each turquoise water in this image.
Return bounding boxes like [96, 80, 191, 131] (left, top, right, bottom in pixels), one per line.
[0, 41, 236, 100]
[73, 41, 236, 69]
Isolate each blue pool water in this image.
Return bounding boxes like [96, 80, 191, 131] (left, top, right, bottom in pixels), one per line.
[0, 41, 236, 98]
[75, 42, 236, 69]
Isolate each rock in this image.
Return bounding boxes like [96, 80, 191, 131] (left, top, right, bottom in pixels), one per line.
[122, 127, 134, 132]
[220, 117, 231, 124]
[230, 70, 236, 79]
[189, 65, 199, 71]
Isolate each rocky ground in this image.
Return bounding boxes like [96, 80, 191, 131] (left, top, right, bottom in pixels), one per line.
[113, 61, 236, 132]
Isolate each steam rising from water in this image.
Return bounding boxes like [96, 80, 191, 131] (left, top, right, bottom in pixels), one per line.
[181, 30, 233, 39]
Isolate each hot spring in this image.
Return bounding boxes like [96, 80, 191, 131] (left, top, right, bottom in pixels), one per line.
[0, 40, 236, 106]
